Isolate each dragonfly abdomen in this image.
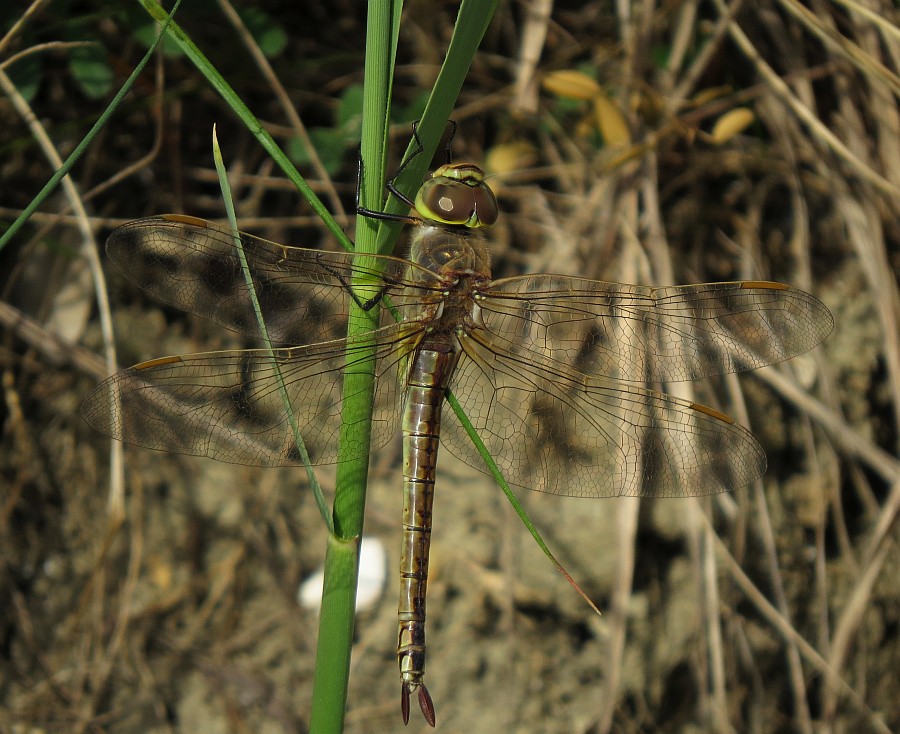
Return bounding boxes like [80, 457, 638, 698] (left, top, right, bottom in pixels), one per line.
[397, 340, 461, 727]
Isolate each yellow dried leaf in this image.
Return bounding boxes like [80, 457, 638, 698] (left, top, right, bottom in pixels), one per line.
[484, 142, 537, 177]
[149, 556, 173, 591]
[691, 85, 732, 107]
[542, 69, 602, 100]
[593, 93, 631, 147]
[710, 108, 755, 144]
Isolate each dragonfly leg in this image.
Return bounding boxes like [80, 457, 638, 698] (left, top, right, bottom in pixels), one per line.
[355, 145, 420, 224]
[314, 256, 393, 312]
[401, 681, 435, 727]
[406, 119, 457, 166]
[356, 120, 459, 225]
[383, 120, 457, 205]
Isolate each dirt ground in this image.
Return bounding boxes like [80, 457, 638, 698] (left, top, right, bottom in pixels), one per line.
[2, 2, 899, 733]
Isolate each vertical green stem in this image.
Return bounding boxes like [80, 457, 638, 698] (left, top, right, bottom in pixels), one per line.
[309, 1, 399, 730]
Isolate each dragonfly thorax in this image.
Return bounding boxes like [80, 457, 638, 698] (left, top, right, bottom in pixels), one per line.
[408, 224, 492, 280]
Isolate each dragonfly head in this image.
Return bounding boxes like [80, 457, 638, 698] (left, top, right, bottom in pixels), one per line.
[414, 163, 499, 230]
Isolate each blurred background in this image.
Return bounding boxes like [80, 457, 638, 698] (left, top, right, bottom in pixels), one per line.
[1, 1, 898, 732]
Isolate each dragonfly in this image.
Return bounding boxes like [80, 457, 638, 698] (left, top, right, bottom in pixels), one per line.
[83, 160, 833, 726]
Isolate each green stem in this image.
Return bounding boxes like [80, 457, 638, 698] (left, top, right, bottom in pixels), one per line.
[309, 2, 400, 730]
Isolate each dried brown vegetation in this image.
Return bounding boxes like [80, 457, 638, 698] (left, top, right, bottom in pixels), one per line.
[1, 1, 898, 732]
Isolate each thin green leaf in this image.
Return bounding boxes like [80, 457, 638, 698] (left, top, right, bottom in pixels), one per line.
[445, 391, 601, 616]
[212, 126, 333, 534]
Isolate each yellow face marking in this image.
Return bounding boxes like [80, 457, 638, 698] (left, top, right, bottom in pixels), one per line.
[135, 355, 184, 370]
[689, 402, 735, 424]
[161, 213, 208, 228]
[741, 280, 789, 291]
[430, 162, 486, 185]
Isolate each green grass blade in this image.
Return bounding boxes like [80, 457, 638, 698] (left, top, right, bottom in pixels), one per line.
[211, 126, 334, 534]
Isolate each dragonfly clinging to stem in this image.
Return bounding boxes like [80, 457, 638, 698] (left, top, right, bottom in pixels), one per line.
[83, 146, 833, 726]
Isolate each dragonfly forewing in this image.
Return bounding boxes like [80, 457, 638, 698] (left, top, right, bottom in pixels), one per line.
[105, 215, 447, 345]
[480, 276, 834, 383]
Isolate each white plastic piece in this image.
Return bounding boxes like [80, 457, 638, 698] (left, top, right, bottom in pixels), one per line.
[297, 536, 387, 612]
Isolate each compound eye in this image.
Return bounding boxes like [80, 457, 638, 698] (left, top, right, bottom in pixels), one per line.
[419, 180, 474, 225]
[414, 164, 499, 229]
[472, 185, 499, 227]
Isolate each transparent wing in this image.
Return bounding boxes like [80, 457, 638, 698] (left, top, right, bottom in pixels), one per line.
[479, 276, 834, 382]
[81, 323, 422, 467]
[95, 217, 832, 493]
[440, 328, 766, 498]
[105, 215, 446, 344]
